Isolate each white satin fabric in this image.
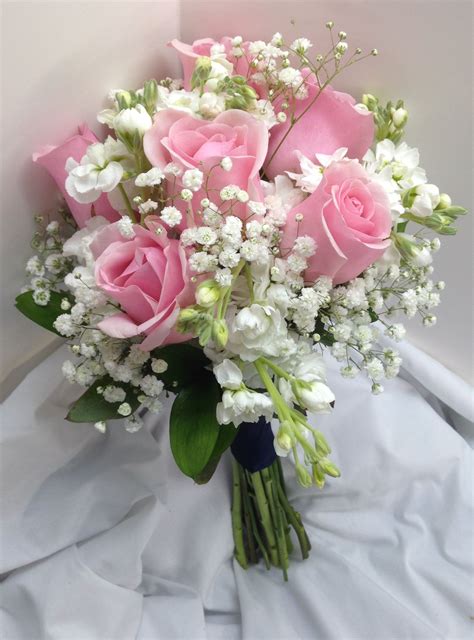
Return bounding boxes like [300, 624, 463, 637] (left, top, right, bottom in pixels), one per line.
[1, 342, 473, 640]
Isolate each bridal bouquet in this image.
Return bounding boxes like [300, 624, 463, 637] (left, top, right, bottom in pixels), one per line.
[18, 25, 467, 579]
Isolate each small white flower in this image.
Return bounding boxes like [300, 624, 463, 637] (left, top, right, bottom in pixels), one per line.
[220, 157, 233, 172]
[117, 216, 135, 238]
[164, 162, 183, 177]
[113, 104, 153, 136]
[160, 206, 182, 227]
[214, 268, 232, 287]
[220, 185, 240, 201]
[26, 256, 44, 276]
[117, 402, 132, 417]
[199, 92, 225, 118]
[180, 188, 193, 201]
[54, 313, 76, 337]
[140, 375, 164, 397]
[103, 385, 127, 403]
[135, 167, 165, 187]
[411, 184, 440, 217]
[151, 358, 168, 374]
[196, 226, 217, 246]
[291, 38, 312, 54]
[183, 168, 204, 192]
[62, 360, 76, 383]
[138, 199, 158, 215]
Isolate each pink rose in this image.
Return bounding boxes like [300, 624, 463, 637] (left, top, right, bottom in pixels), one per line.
[33, 124, 120, 229]
[282, 160, 392, 285]
[91, 217, 194, 351]
[143, 109, 268, 220]
[169, 37, 253, 90]
[265, 73, 375, 179]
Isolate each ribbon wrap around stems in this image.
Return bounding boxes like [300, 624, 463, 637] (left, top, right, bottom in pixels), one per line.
[231, 416, 277, 472]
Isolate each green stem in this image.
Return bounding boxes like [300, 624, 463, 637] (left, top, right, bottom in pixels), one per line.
[238, 464, 258, 564]
[254, 359, 293, 422]
[118, 183, 137, 223]
[262, 466, 289, 580]
[250, 471, 279, 566]
[231, 459, 248, 569]
[244, 263, 255, 303]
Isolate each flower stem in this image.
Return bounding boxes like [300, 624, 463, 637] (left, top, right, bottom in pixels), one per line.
[231, 459, 248, 569]
[118, 183, 137, 223]
[250, 470, 279, 566]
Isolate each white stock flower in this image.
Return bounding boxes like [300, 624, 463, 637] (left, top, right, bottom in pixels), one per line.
[411, 184, 440, 217]
[213, 359, 242, 390]
[113, 104, 153, 136]
[199, 92, 226, 118]
[216, 388, 273, 426]
[226, 304, 287, 361]
[62, 216, 109, 265]
[297, 381, 335, 414]
[65, 138, 127, 204]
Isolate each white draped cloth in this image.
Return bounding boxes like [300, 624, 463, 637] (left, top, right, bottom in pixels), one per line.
[1, 342, 473, 640]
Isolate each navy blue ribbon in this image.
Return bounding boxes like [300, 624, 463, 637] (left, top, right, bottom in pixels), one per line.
[231, 416, 276, 472]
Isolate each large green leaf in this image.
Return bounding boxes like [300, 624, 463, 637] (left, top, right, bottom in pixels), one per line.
[66, 376, 140, 423]
[194, 423, 239, 485]
[170, 372, 223, 478]
[15, 290, 74, 335]
[151, 343, 210, 392]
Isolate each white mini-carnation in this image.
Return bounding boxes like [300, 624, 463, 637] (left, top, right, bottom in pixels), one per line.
[183, 168, 204, 192]
[160, 206, 182, 227]
[117, 216, 135, 238]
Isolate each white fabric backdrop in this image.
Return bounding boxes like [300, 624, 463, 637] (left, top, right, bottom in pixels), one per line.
[1, 342, 473, 640]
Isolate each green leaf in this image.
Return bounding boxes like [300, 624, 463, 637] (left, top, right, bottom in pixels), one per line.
[314, 317, 334, 346]
[151, 343, 210, 392]
[194, 423, 239, 485]
[169, 372, 223, 478]
[15, 290, 74, 335]
[368, 308, 379, 323]
[66, 376, 140, 423]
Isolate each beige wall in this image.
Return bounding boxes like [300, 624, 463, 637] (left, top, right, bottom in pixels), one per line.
[1, 0, 472, 391]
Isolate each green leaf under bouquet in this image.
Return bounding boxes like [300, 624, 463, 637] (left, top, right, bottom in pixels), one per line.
[170, 372, 232, 480]
[66, 376, 141, 423]
[15, 290, 74, 336]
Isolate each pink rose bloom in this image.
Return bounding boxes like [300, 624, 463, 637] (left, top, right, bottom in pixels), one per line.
[282, 160, 392, 285]
[265, 73, 375, 179]
[169, 37, 253, 90]
[33, 124, 120, 229]
[90, 218, 194, 351]
[143, 109, 268, 220]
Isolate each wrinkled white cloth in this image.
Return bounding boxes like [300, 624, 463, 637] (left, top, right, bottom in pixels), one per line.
[1, 343, 473, 640]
